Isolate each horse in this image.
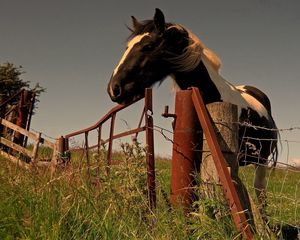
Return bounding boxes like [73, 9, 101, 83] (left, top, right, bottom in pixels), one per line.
[107, 8, 278, 208]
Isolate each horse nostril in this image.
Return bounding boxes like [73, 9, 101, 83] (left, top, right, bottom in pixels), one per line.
[113, 84, 122, 98]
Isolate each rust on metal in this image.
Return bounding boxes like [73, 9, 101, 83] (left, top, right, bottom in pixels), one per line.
[65, 96, 143, 139]
[102, 127, 146, 144]
[191, 87, 253, 239]
[145, 88, 153, 113]
[133, 105, 146, 140]
[97, 126, 102, 177]
[64, 88, 156, 209]
[170, 90, 202, 208]
[85, 132, 90, 176]
[70, 127, 146, 152]
[161, 105, 176, 119]
[107, 113, 116, 173]
[145, 88, 156, 209]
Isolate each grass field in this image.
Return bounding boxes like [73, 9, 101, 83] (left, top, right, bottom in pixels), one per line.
[0, 143, 299, 239]
[240, 166, 300, 227]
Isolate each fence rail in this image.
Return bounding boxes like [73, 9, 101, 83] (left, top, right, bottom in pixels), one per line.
[0, 117, 57, 170]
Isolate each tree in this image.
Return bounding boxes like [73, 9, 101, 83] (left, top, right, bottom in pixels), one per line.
[0, 62, 45, 108]
[0, 62, 46, 146]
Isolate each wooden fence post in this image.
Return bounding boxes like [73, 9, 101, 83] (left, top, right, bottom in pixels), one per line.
[50, 137, 59, 175]
[31, 132, 41, 163]
[50, 136, 67, 174]
[200, 102, 254, 226]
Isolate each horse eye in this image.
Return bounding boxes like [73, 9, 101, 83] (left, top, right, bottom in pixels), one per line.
[142, 44, 154, 51]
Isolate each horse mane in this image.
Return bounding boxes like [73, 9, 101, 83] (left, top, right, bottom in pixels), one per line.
[168, 25, 222, 73]
[128, 21, 222, 73]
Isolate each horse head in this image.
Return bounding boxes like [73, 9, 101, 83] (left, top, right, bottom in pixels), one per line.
[107, 8, 189, 104]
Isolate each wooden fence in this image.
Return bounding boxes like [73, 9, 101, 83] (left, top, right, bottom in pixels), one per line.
[0, 118, 57, 171]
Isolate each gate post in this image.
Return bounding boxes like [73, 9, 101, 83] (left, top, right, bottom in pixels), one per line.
[170, 90, 202, 208]
[145, 88, 156, 209]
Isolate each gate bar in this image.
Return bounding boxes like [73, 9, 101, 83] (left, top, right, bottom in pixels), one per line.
[106, 113, 116, 174]
[145, 88, 156, 209]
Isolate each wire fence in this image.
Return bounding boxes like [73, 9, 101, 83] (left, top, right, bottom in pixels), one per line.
[28, 111, 300, 235]
[151, 121, 300, 234]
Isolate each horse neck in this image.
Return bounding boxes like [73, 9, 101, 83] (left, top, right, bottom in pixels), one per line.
[171, 59, 222, 104]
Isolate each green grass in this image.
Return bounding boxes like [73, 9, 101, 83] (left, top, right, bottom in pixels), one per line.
[0, 143, 299, 239]
[239, 166, 300, 226]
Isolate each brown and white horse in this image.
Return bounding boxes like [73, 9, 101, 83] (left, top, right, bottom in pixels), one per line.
[107, 8, 278, 206]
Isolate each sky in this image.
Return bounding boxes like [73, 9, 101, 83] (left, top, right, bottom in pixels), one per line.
[1, 0, 300, 164]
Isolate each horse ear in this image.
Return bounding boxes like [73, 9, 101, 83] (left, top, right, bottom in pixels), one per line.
[131, 16, 141, 30]
[154, 8, 165, 34]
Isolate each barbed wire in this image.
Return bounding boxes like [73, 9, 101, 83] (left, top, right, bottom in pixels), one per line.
[21, 117, 300, 231]
[66, 120, 300, 157]
[213, 121, 300, 133]
[2, 103, 300, 232]
[28, 127, 57, 141]
[149, 124, 300, 171]
[152, 123, 300, 146]
[72, 132, 300, 231]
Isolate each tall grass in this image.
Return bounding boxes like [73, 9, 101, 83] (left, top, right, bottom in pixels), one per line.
[0, 142, 299, 239]
[239, 166, 300, 226]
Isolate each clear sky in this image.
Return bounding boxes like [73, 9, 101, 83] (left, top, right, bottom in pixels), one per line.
[1, 0, 300, 164]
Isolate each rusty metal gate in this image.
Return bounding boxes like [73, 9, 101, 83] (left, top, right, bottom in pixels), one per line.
[63, 88, 156, 208]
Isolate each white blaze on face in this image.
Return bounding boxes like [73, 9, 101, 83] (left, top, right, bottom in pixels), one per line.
[113, 33, 150, 77]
